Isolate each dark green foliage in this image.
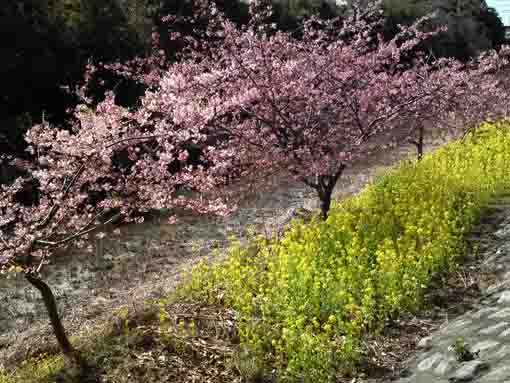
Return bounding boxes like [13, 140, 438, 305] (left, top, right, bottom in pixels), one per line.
[265, 0, 343, 31]
[382, 0, 504, 61]
[0, 0, 145, 161]
[147, 0, 251, 62]
[477, 7, 506, 49]
[0, 1, 77, 157]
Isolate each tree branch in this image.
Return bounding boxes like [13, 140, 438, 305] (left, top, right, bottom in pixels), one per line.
[36, 162, 87, 230]
[35, 214, 117, 248]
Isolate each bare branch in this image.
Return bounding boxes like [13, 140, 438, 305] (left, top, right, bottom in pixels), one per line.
[36, 162, 87, 230]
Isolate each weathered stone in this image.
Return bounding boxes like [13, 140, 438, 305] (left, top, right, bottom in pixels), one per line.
[487, 345, 510, 362]
[483, 364, 510, 382]
[448, 360, 489, 382]
[471, 307, 497, 320]
[418, 352, 444, 372]
[499, 328, 510, 338]
[495, 226, 510, 239]
[480, 322, 509, 336]
[417, 336, 433, 350]
[487, 281, 510, 296]
[442, 319, 473, 333]
[489, 307, 510, 319]
[434, 356, 457, 376]
[472, 339, 500, 354]
[499, 291, 510, 304]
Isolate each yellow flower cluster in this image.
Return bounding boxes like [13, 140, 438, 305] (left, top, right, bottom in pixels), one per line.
[176, 121, 510, 381]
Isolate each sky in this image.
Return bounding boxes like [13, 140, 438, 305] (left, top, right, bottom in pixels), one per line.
[487, 0, 510, 25]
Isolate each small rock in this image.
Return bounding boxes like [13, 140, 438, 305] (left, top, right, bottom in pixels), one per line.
[498, 327, 510, 338]
[489, 345, 510, 361]
[482, 364, 510, 382]
[498, 290, 510, 304]
[417, 336, 433, 350]
[489, 307, 510, 319]
[417, 352, 443, 372]
[479, 322, 509, 336]
[494, 226, 510, 239]
[434, 357, 456, 376]
[470, 306, 497, 320]
[472, 339, 500, 354]
[487, 281, 510, 296]
[443, 319, 473, 333]
[449, 360, 489, 382]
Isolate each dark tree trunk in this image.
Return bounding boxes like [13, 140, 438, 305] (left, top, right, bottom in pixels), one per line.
[305, 165, 346, 221]
[410, 123, 424, 160]
[25, 273, 76, 359]
[318, 183, 334, 220]
[417, 123, 424, 160]
[25, 272, 95, 380]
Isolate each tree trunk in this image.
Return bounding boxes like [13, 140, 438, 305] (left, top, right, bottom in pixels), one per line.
[318, 185, 333, 220]
[303, 166, 345, 221]
[317, 166, 345, 220]
[25, 273, 76, 359]
[410, 123, 424, 160]
[417, 123, 424, 160]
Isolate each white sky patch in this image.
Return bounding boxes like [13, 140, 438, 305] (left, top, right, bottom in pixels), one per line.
[487, 0, 510, 25]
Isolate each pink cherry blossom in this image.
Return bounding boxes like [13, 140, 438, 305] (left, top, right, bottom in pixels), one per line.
[178, 150, 189, 161]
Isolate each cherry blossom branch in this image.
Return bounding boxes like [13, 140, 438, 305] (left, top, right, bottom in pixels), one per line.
[36, 162, 87, 230]
[104, 134, 167, 149]
[35, 214, 118, 248]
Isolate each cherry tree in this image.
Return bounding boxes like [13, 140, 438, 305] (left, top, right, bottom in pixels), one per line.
[400, 49, 510, 159]
[130, 1, 509, 219]
[0, 94, 232, 368]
